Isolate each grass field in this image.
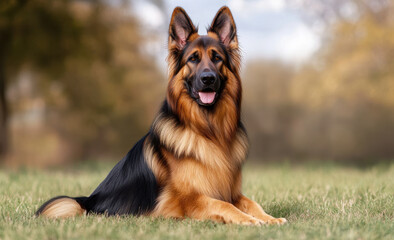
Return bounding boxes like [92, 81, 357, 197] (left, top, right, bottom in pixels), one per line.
[0, 161, 393, 240]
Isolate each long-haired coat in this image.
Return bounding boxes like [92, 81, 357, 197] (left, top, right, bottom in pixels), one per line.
[36, 6, 287, 226]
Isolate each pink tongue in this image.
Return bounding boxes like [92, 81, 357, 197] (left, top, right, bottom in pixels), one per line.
[198, 92, 216, 104]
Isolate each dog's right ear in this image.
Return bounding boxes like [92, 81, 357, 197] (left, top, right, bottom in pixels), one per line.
[169, 7, 197, 50]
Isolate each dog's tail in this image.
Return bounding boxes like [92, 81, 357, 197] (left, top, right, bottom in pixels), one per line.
[35, 196, 87, 218]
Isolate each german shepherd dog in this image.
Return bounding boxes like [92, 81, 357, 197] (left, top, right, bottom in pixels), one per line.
[36, 6, 287, 225]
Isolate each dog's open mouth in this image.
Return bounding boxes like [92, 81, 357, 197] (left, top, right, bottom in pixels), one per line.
[198, 92, 216, 104]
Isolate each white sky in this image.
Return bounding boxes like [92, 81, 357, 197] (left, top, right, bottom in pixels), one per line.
[131, 0, 320, 65]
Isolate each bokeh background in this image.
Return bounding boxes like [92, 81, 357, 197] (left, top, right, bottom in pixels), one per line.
[1, 0, 393, 167]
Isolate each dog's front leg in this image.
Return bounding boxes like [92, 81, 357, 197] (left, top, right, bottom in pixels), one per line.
[182, 194, 264, 226]
[233, 195, 287, 225]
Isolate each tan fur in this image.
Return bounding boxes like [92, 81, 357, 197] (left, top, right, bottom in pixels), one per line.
[144, 137, 168, 185]
[152, 113, 247, 168]
[39, 198, 85, 218]
[207, 31, 220, 40]
[151, 149, 244, 220]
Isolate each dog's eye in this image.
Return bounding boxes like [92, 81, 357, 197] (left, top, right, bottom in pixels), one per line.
[213, 55, 222, 62]
[188, 55, 198, 63]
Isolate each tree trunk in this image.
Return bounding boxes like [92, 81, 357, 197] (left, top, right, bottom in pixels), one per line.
[0, 26, 10, 160]
[0, 0, 27, 160]
[0, 58, 8, 159]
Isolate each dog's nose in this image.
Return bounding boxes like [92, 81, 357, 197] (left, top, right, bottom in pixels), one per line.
[200, 72, 216, 85]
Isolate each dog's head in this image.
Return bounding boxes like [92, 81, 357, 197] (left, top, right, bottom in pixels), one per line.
[167, 6, 240, 108]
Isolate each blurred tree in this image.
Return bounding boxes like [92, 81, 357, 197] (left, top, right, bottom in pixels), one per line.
[47, 4, 165, 159]
[0, 0, 165, 163]
[243, 0, 394, 163]
[291, 0, 394, 162]
[243, 60, 295, 160]
[291, 0, 389, 30]
[0, 0, 86, 159]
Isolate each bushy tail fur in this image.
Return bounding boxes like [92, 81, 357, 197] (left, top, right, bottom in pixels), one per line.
[35, 196, 87, 218]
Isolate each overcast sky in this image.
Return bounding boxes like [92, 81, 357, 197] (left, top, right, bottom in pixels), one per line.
[131, 0, 320, 65]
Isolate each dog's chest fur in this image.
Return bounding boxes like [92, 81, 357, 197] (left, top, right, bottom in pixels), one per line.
[146, 116, 248, 202]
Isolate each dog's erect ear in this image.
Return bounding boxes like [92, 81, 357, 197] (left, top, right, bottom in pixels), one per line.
[209, 6, 238, 48]
[169, 7, 197, 49]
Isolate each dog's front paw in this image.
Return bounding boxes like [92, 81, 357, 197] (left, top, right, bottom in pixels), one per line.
[238, 216, 265, 226]
[266, 217, 287, 225]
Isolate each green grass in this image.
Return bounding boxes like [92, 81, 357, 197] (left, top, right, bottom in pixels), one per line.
[1, 161, 393, 240]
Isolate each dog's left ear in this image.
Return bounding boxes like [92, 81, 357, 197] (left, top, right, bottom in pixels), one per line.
[209, 6, 238, 48]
